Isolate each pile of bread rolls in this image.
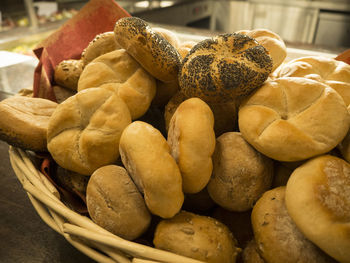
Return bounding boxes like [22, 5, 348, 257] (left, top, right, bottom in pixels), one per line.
[1, 16, 350, 263]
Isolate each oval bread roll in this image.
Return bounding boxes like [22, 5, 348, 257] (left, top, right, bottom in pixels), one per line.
[252, 186, 336, 263]
[207, 132, 274, 211]
[47, 88, 131, 175]
[168, 98, 216, 193]
[0, 96, 57, 152]
[114, 17, 181, 83]
[238, 77, 350, 161]
[86, 165, 151, 240]
[78, 49, 156, 120]
[276, 56, 350, 105]
[54, 59, 83, 91]
[119, 121, 184, 218]
[285, 155, 350, 263]
[153, 211, 241, 263]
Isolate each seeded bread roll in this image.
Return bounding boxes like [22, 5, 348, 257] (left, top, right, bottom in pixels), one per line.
[78, 49, 156, 120]
[168, 98, 216, 193]
[285, 155, 350, 263]
[47, 88, 131, 175]
[0, 96, 57, 151]
[236, 29, 287, 72]
[252, 186, 336, 263]
[86, 165, 151, 240]
[153, 211, 241, 263]
[119, 121, 184, 218]
[276, 56, 350, 106]
[114, 17, 181, 83]
[179, 33, 272, 104]
[81, 31, 121, 66]
[54, 59, 83, 91]
[238, 77, 350, 162]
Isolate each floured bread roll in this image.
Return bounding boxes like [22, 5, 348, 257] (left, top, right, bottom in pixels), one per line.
[252, 186, 336, 263]
[54, 59, 83, 91]
[81, 31, 121, 66]
[153, 211, 241, 263]
[114, 17, 181, 83]
[285, 155, 350, 263]
[86, 165, 151, 240]
[47, 88, 131, 175]
[179, 33, 272, 104]
[276, 56, 350, 105]
[236, 29, 287, 72]
[78, 49, 156, 119]
[119, 121, 184, 218]
[208, 132, 274, 211]
[239, 77, 350, 162]
[242, 240, 265, 263]
[0, 96, 57, 151]
[168, 98, 216, 193]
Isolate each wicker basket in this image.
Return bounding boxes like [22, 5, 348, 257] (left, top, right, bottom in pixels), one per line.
[9, 146, 205, 263]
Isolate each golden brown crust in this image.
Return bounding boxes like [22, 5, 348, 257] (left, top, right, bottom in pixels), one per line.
[179, 33, 272, 104]
[114, 17, 181, 83]
[207, 132, 274, 211]
[285, 155, 350, 263]
[119, 121, 184, 218]
[0, 96, 57, 151]
[81, 31, 121, 66]
[238, 77, 350, 161]
[86, 165, 151, 240]
[54, 59, 83, 91]
[252, 186, 336, 263]
[153, 211, 241, 263]
[167, 98, 216, 193]
[47, 88, 131, 175]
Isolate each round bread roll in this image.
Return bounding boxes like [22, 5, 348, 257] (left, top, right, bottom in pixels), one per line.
[276, 56, 350, 105]
[54, 59, 83, 91]
[207, 132, 274, 211]
[177, 41, 197, 60]
[252, 186, 336, 263]
[86, 165, 151, 240]
[47, 88, 131, 175]
[179, 33, 272, 104]
[0, 96, 57, 151]
[78, 49, 156, 120]
[285, 155, 350, 263]
[242, 240, 265, 263]
[81, 31, 121, 66]
[164, 91, 237, 136]
[153, 211, 241, 263]
[236, 29, 287, 72]
[238, 77, 350, 162]
[153, 27, 180, 49]
[168, 98, 216, 193]
[119, 121, 184, 218]
[114, 17, 181, 83]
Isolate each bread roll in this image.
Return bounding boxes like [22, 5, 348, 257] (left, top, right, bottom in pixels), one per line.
[208, 132, 274, 211]
[236, 29, 287, 72]
[179, 33, 272, 104]
[54, 59, 83, 91]
[78, 49, 156, 120]
[153, 27, 180, 49]
[238, 77, 350, 161]
[0, 96, 57, 151]
[177, 41, 197, 60]
[168, 98, 216, 193]
[153, 211, 241, 263]
[114, 17, 181, 83]
[285, 155, 350, 263]
[47, 88, 131, 175]
[252, 186, 336, 263]
[86, 165, 151, 240]
[81, 31, 121, 66]
[276, 56, 350, 105]
[119, 121, 184, 218]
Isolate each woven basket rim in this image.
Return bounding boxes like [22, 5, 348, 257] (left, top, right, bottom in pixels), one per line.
[8, 146, 205, 263]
